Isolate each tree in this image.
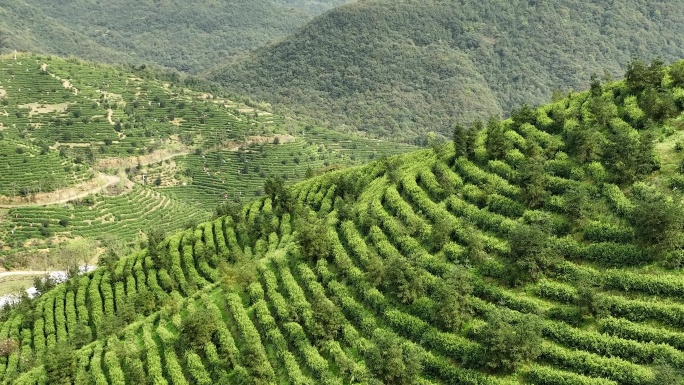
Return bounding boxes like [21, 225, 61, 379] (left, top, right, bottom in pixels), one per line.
[506, 224, 554, 285]
[652, 358, 684, 385]
[576, 278, 608, 319]
[263, 176, 296, 213]
[427, 131, 447, 158]
[625, 58, 665, 93]
[146, 228, 166, 263]
[477, 312, 542, 372]
[519, 152, 547, 209]
[305, 166, 316, 179]
[295, 211, 332, 261]
[178, 307, 220, 351]
[45, 343, 76, 385]
[383, 256, 425, 304]
[215, 201, 242, 221]
[432, 267, 473, 331]
[564, 186, 590, 222]
[264, 176, 285, 202]
[669, 60, 684, 88]
[639, 87, 678, 122]
[589, 74, 602, 97]
[365, 330, 422, 385]
[484, 117, 509, 160]
[564, 122, 604, 163]
[630, 190, 684, 259]
[453, 124, 467, 158]
[465, 121, 481, 158]
[511, 103, 537, 128]
[69, 323, 92, 349]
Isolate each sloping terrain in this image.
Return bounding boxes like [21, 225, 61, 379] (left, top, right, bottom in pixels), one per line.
[0, 59, 683, 384]
[0, 54, 414, 270]
[0, 0, 352, 73]
[210, 0, 684, 142]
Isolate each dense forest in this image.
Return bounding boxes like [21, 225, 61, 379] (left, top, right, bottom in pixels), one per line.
[0, 58, 683, 384]
[210, 0, 684, 143]
[0, 0, 351, 73]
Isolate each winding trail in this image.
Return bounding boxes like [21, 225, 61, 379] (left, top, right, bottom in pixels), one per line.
[107, 109, 114, 125]
[0, 173, 121, 208]
[0, 271, 49, 278]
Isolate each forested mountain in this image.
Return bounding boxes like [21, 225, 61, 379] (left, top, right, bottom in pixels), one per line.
[1, 58, 684, 384]
[210, 0, 684, 142]
[0, 0, 352, 73]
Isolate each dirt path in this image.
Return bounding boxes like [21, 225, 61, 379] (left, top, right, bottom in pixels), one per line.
[96, 149, 190, 171]
[0, 173, 121, 208]
[107, 109, 114, 125]
[0, 271, 50, 278]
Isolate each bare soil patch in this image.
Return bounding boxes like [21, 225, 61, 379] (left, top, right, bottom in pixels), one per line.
[18, 102, 70, 117]
[62, 79, 78, 94]
[247, 134, 295, 145]
[170, 118, 185, 126]
[96, 148, 190, 171]
[223, 134, 296, 151]
[107, 109, 115, 125]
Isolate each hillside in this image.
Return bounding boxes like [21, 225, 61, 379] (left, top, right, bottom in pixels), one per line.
[0, 54, 415, 271]
[0, 0, 352, 73]
[210, 0, 684, 142]
[0, 59, 683, 384]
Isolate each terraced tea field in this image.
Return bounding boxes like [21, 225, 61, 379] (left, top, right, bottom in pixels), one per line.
[1, 60, 684, 384]
[0, 54, 416, 270]
[0, 145, 680, 384]
[162, 127, 416, 206]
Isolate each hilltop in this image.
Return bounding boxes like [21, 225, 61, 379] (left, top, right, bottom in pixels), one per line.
[0, 58, 683, 384]
[210, 0, 684, 142]
[0, 0, 352, 73]
[0, 54, 414, 272]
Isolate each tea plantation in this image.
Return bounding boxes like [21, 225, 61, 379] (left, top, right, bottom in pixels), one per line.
[0, 54, 415, 269]
[0, 59, 683, 384]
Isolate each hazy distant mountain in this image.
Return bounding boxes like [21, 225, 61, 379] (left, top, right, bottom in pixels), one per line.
[209, 0, 684, 141]
[0, 0, 352, 73]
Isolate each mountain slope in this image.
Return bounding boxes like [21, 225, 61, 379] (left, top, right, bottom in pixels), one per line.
[1, 59, 684, 383]
[0, 0, 352, 73]
[210, 0, 684, 142]
[0, 54, 414, 270]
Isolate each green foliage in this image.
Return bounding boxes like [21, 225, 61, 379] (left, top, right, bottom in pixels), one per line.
[506, 224, 555, 285]
[630, 188, 684, 258]
[3, 59, 684, 385]
[432, 267, 473, 331]
[485, 117, 510, 160]
[2, 0, 348, 73]
[453, 124, 468, 158]
[652, 359, 684, 385]
[365, 330, 422, 385]
[212, 0, 684, 141]
[44, 343, 75, 385]
[295, 211, 332, 261]
[477, 312, 543, 372]
[519, 154, 547, 208]
[178, 306, 220, 352]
